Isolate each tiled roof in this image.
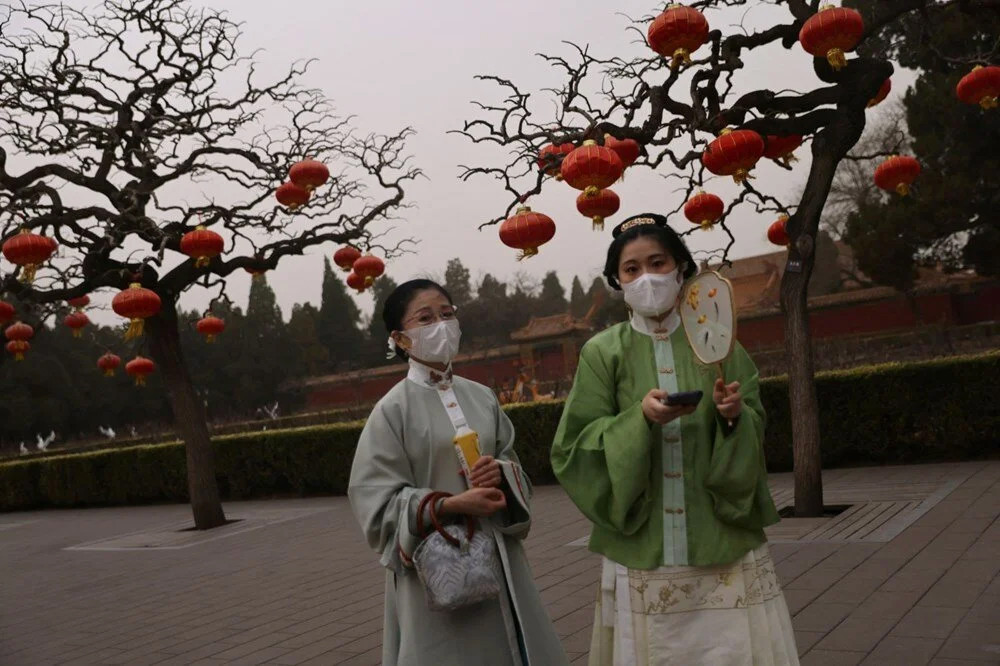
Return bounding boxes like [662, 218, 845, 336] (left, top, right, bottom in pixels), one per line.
[510, 313, 593, 341]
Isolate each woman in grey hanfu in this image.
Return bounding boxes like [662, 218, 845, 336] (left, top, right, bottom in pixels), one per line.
[348, 279, 568, 666]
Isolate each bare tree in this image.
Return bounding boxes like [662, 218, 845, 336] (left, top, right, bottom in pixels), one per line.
[0, 0, 417, 528]
[455, 0, 993, 516]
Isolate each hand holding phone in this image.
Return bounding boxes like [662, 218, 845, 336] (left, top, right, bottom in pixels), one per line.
[662, 390, 704, 407]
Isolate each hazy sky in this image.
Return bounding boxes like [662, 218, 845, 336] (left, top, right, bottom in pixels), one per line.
[11, 1, 913, 326]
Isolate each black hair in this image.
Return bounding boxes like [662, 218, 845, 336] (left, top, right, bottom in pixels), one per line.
[603, 214, 697, 290]
[382, 279, 454, 360]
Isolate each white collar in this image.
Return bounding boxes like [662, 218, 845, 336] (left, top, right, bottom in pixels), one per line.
[406, 359, 454, 390]
[630, 310, 681, 338]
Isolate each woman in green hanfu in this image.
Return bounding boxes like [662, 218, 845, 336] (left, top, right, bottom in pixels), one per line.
[348, 279, 568, 666]
[551, 214, 799, 666]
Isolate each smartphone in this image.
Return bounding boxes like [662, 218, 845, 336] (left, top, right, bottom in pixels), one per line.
[663, 390, 704, 407]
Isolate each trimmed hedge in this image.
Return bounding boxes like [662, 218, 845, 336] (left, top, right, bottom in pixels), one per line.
[2, 352, 997, 512]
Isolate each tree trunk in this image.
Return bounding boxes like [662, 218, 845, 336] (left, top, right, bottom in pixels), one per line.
[146, 299, 227, 529]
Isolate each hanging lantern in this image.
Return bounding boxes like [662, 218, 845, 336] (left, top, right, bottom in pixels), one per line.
[561, 140, 625, 196]
[5, 321, 33, 343]
[702, 128, 765, 184]
[289, 159, 330, 191]
[874, 155, 921, 196]
[798, 6, 864, 71]
[647, 4, 710, 69]
[275, 182, 311, 210]
[763, 135, 804, 167]
[768, 216, 791, 247]
[97, 352, 121, 377]
[6, 339, 29, 361]
[537, 143, 575, 179]
[67, 295, 90, 309]
[499, 206, 556, 260]
[2, 229, 57, 284]
[868, 78, 891, 108]
[180, 226, 224, 268]
[604, 135, 641, 169]
[126, 356, 155, 387]
[956, 65, 1000, 110]
[683, 191, 725, 230]
[354, 255, 386, 288]
[112, 283, 162, 340]
[334, 245, 362, 273]
[196, 315, 226, 343]
[576, 189, 620, 231]
[0, 300, 14, 325]
[346, 271, 366, 293]
[64, 311, 90, 338]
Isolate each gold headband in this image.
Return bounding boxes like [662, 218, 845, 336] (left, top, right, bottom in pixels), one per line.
[618, 216, 658, 233]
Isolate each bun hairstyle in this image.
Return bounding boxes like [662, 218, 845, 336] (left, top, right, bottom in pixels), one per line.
[381, 279, 454, 361]
[603, 213, 697, 290]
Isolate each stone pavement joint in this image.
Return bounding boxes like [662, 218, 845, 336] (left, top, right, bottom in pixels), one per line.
[1, 461, 998, 665]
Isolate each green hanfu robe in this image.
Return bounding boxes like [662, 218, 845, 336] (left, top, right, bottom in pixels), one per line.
[552, 312, 798, 666]
[349, 360, 569, 666]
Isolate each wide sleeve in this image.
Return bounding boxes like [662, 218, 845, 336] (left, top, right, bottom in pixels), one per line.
[491, 397, 533, 539]
[347, 400, 434, 575]
[703, 342, 770, 529]
[550, 340, 653, 536]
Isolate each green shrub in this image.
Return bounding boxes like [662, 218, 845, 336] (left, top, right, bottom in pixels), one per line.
[1, 352, 996, 511]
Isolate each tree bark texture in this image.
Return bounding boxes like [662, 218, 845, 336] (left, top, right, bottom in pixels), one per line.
[146, 300, 227, 529]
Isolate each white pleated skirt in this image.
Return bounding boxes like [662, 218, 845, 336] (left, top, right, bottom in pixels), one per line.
[589, 544, 799, 666]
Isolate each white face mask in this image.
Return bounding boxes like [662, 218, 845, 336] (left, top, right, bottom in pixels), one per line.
[400, 319, 462, 364]
[622, 269, 683, 317]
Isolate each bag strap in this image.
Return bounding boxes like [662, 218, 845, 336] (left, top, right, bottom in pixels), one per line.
[416, 491, 450, 539]
[429, 492, 475, 546]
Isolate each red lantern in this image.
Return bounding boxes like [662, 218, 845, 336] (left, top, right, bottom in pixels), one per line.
[576, 189, 620, 231]
[334, 245, 362, 273]
[768, 216, 790, 247]
[67, 295, 90, 309]
[798, 6, 864, 71]
[537, 143, 575, 179]
[354, 255, 386, 288]
[684, 191, 725, 230]
[0, 300, 14, 325]
[5, 321, 33, 342]
[196, 315, 226, 343]
[64, 311, 90, 338]
[763, 135, 804, 167]
[2, 229, 57, 284]
[868, 78, 891, 108]
[112, 283, 162, 340]
[275, 182, 310, 210]
[180, 226, 224, 268]
[97, 352, 121, 377]
[874, 155, 921, 196]
[956, 65, 1000, 110]
[6, 339, 29, 361]
[604, 135, 641, 169]
[560, 140, 625, 197]
[126, 356, 155, 387]
[648, 5, 710, 69]
[702, 129, 765, 184]
[346, 271, 366, 293]
[499, 206, 556, 260]
[289, 159, 330, 191]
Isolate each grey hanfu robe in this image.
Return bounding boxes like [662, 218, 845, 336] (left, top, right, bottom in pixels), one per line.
[348, 360, 568, 666]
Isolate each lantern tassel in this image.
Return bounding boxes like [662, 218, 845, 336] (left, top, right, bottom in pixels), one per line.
[516, 247, 539, 262]
[895, 183, 910, 196]
[21, 263, 38, 285]
[701, 219, 714, 231]
[980, 96, 997, 110]
[196, 256, 210, 268]
[826, 48, 847, 71]
[733, 169, 755, 185]
[104, 368, 115, 377]
[205, 334, 216, 344]
[364, 276, 375, 288]
[592, 217, 605, 232]
[583, 185, 600, 198]
[124, 318, 145, 340]
[135, 376, 146, 387]
[15, 351, 24, 361]
[72, 329, 82, 338]
[670, 48, 691, 70]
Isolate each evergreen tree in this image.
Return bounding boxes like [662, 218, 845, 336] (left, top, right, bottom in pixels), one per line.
[365, 276, 399, 363]
[288, 303, 329, 378]
[537, 271, 568, 316]
[444, 258, 473, 306]
[317, 258, 364, 370]
[569, 276, 588, 318]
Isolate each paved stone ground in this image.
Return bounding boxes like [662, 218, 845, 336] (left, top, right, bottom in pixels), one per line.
[1, 461, 997, 665]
